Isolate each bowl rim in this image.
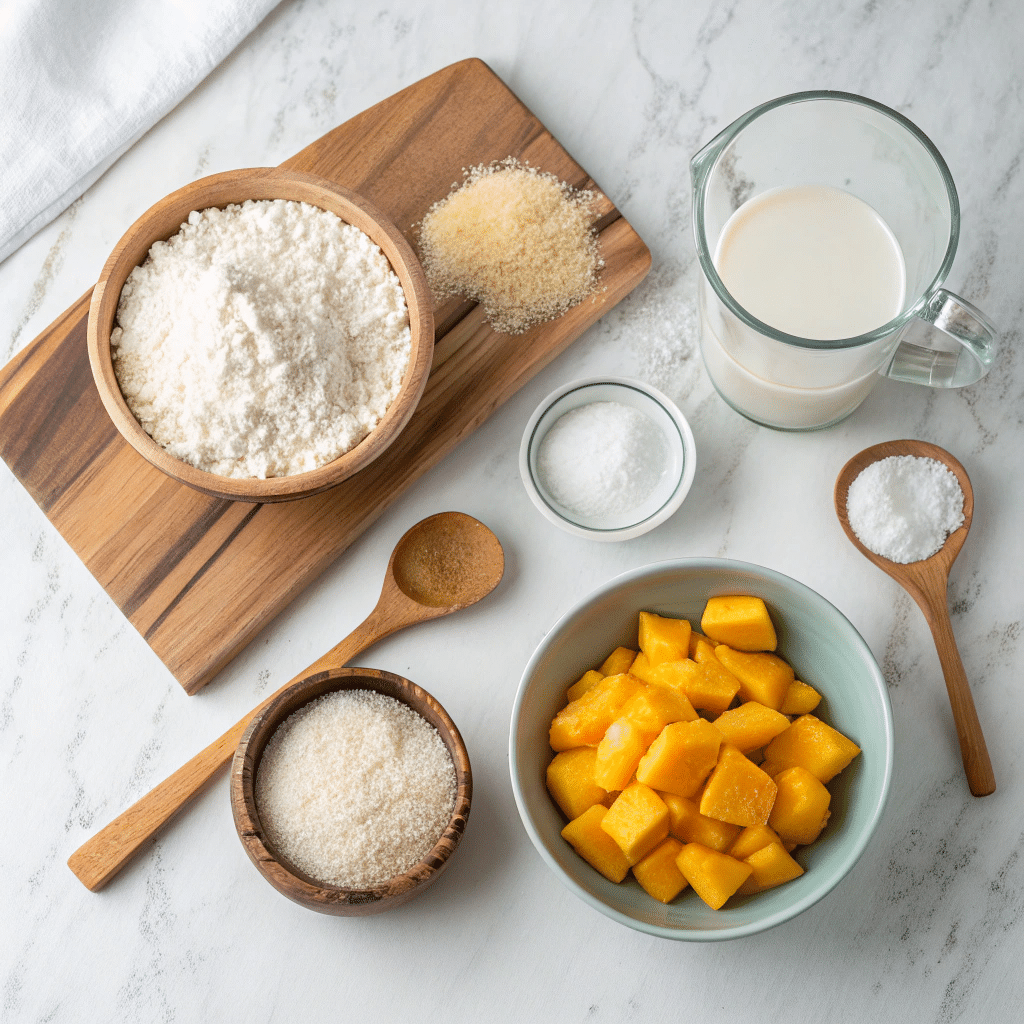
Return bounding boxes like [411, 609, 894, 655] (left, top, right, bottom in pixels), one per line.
[231, 666, 472, 915]
[508, 556, 894, 941]
[518, 376, 697, 541]
[86, 166, 435, 503]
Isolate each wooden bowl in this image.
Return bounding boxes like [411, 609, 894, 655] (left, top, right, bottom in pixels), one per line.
[230, 667, 472, 915]
[86, 167, 434, 502]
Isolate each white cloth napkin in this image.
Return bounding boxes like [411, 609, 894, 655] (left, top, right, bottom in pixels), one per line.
[0, 0, 279, 264]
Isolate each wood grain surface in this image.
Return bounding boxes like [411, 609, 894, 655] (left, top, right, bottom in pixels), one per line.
[0, 58, 651, 694]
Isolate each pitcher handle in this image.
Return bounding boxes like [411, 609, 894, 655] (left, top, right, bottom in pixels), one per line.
[883, 289, 997, 388]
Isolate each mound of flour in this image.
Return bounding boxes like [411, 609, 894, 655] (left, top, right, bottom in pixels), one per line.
[111, 199, 411, 479]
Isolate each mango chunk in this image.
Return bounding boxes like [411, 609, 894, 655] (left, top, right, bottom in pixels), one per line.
[780, 679, 822, 716]
[600, 782, 670, 864]
[638, 611, 692, 666]
[627, 651, 659, 685]
[566, 669, 605, 703]
[727, 823, 783, 861]
[561, 805, 631, 883]
[713, 646, 794, 710]
[761, 714, 861, 783]
[635, 718, 723, 798]
[661, 793, 740, 852]
[699, 745, 778, 827]
[619, 684, 697, 740]
[594, 718, 648, 792]
[700, 595, 778, 652]
[768, 766, 832, 845]
[687, 630, 711, 659]
[738, 841, 804, 894]
[599, 647, 637, 676]
[632, 837, 688, 903]
[712, 701, 791, 753]
[546, 747, 609, 821]
[676, 843, 752, 910]
[549, 673, 643, 751]
[647, 658, 740, 715]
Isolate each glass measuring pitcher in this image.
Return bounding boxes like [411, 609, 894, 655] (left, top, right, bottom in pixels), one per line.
[691, 91, 997, 430]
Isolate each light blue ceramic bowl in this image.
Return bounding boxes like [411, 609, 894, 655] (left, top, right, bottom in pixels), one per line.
[509, 558, 893, 941]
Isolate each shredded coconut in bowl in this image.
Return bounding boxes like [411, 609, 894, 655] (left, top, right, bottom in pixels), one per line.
[110, 198, 411, 479]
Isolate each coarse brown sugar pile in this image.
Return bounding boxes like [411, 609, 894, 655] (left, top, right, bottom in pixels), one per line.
[418, 157, 604, 334]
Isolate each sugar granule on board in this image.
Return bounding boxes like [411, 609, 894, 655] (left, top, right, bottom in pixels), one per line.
[846, 454, 964, 564]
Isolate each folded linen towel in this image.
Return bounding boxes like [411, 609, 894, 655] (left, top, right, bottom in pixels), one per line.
[0, 0, 279, 264]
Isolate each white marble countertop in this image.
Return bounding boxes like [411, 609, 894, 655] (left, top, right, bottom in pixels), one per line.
[3, 1, 1023, 1020]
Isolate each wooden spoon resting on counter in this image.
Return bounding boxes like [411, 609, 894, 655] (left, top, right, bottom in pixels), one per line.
[68, 511, 505, 891]
[835, 440, 995, 797]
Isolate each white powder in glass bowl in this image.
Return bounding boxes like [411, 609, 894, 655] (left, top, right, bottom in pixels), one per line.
[110, 199, 411, 479]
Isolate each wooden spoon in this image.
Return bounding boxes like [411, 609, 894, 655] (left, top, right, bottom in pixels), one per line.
[68, 511, 505, 891]
[834, 440, 995, 797]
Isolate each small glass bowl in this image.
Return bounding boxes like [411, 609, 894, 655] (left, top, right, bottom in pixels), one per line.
[519, 377, 696, 541]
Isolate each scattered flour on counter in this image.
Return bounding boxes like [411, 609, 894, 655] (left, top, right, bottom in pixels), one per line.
[846, 454, 965, 563]
[111, 199, 411, 479]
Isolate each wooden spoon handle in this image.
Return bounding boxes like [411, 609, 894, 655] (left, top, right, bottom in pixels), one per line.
[922, 595, 996, 797]
[67, 601, 408, 892]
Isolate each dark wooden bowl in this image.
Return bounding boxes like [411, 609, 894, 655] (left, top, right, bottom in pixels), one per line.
[230, 667, 472, 915]
[86, 167, 434, 502]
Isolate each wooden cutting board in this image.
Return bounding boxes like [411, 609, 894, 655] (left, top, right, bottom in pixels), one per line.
[0, 58, 651, 694]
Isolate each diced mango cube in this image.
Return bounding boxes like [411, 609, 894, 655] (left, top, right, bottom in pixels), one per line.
[635, 718, 723, 798]
[738, 841, 804, 894]
[761, 715, 861, 782]
[600, 782, 670, 864]
[548, 673, 643, 751]
[627, 651, 659, 684]
[632, 837, 688, 903]
[566, 669, 604, 703]
[599, 647, 637, 676]
[619, 684, 697, 740]
[638, 611, 692, 666]
[768, 766, 832, 845]
[780, 679, 822, 715]
[660, 793, 740, 852]
[594, 718, 648, 792]
[727, 823, 783, 861]
[713, 646, 794, 710]
[676, 843, 752, 910]
[561, 805, 631, 883]
[546, 748, 609, 820]
[712, 701, 791, 753]
[647, 658, 740, 715]
[687, 630, 711, 659]
[699, 745, 778, 826]
[700, 596, 778, 652]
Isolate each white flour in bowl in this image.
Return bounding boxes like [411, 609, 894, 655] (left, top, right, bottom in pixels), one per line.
[111, 199, 411, 479]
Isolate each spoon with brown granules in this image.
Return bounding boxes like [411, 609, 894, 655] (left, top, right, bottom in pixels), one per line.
[67, 512, 505, 891]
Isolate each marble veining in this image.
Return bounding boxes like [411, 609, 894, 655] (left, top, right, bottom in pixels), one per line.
[2, 0, 1024, 1021]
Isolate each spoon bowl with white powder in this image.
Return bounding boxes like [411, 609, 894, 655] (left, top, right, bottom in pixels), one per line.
[231, 666, 471, 915]
[834, 439, 995, 797]
[87, 168, 434, 502]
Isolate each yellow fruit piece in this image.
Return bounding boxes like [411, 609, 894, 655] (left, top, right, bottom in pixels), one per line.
[619, 684, 697, 740]
[635, 718, 723, 798]
[699, 745, 778, 826]
[727, 823, 782, 861]
[661, 793, 740, 852]
[594, 718, 648, 792]
[600, 647, 637, 676]
[600, 782, 670, 864]
[687, 630, 710, 659]
[713, 701, 791, 753]
[780, 679, 822, 715]
[632, 837, 688, 904]
[700, 595, 778, 652]
[761, 714, 861, 783]
[647, 658, 740, 715]
[738, 841, 804, 894]
[546, 748, 609, 821]
[638, 611, 692, 666]
[627, 651, 659, 684]
[768, 766, 832, 845]
[561, 805, 631, 883]
[713, 646, 794, 710]
[549, 673, 644, 751]
[566, 669, 604, 703]
[676, 843, 753, 910]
